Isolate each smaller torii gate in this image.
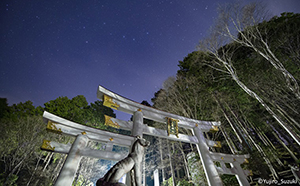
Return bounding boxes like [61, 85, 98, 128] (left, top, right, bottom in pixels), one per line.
[41, 85, 251, 186]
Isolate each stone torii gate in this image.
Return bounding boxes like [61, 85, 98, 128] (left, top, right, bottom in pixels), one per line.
[41, 85, 251, 186]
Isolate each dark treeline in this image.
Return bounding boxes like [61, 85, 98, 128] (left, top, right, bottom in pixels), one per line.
[0, 96, 115, 186]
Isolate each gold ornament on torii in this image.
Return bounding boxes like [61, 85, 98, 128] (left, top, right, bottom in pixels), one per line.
[166, 117, 179, 138]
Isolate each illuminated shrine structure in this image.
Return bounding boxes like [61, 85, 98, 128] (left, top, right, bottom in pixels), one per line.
[41, 85, 251, 186]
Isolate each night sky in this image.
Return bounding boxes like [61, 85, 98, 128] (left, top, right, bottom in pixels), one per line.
[1, 0, 300, 120]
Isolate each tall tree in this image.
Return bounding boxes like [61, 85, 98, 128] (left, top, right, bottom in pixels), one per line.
[198, 10, 300, 146]
[152, 12, 300, 180]
[213, 2, 300, 99]
[44, 95, 88, 123]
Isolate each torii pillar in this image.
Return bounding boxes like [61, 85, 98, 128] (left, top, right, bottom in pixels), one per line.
[54, 134, 89, 186]
[126, 109, 145, 186]
[193, 127, 223, 186]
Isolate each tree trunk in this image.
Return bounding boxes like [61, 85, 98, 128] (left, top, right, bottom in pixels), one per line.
[27, 152, 43, 186]
[4, 158, 25, 186]
[42, 152, 54, 172]
[51, 154, 67, 182]
[217, 54, 300, 146]
[167, 140, 175, 186]
[159, 138, 166, 182]
[271, 130, 298, 162]
[219, 126, 237, 154]
[179, 142, 191, 180]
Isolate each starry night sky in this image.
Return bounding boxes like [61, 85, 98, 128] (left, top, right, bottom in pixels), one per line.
[1, 0, 300, 120]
